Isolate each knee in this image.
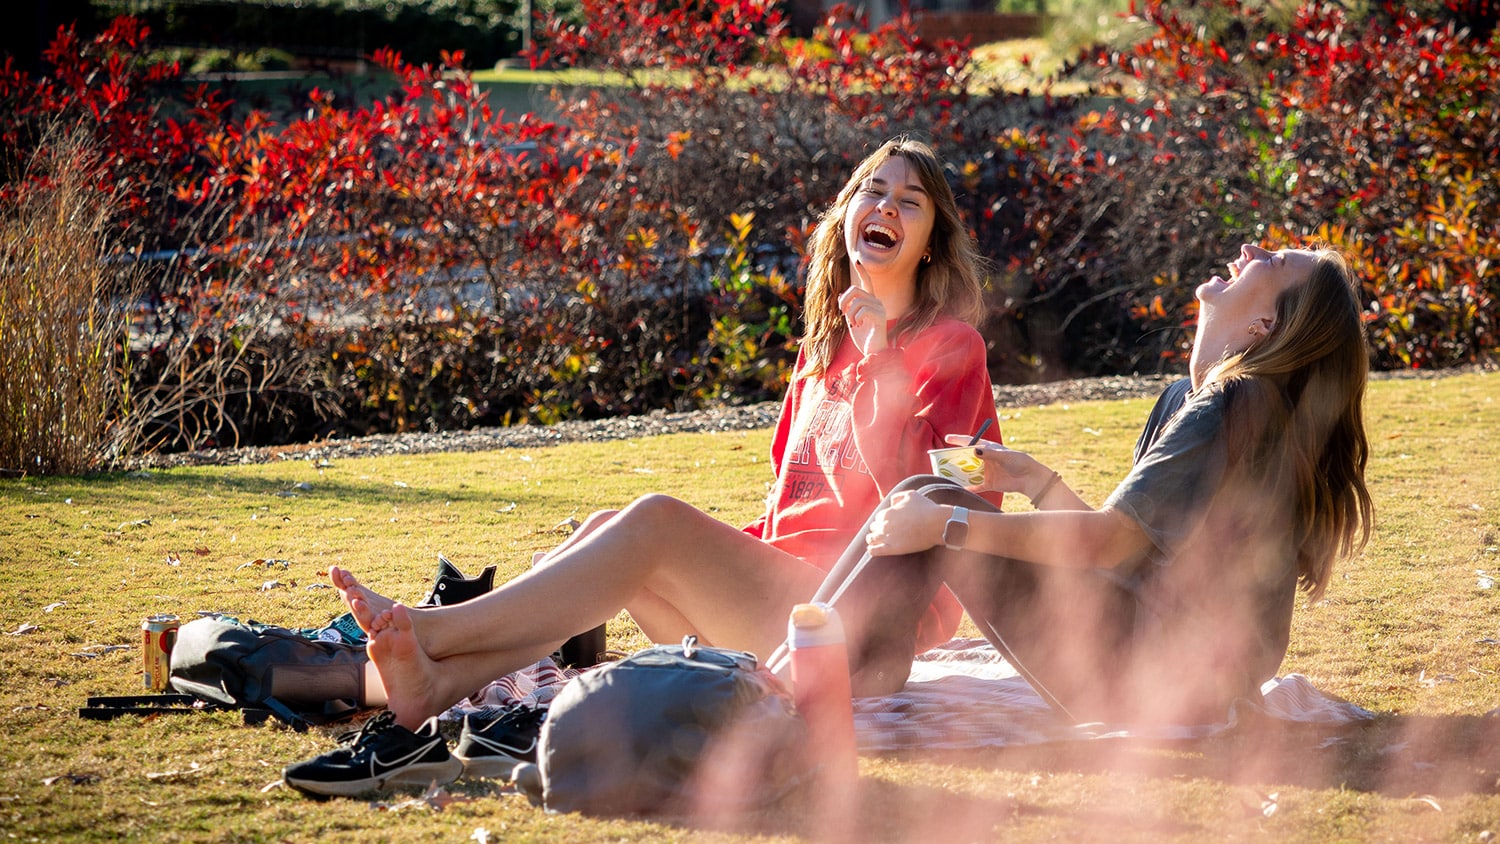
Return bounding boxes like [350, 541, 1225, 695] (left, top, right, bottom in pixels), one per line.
[891, 474, 948, 496]
[619, 493, 695, 529]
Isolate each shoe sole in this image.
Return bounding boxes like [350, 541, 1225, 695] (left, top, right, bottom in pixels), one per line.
[284, 757, 463, 797]
[454, 751, 526, 781]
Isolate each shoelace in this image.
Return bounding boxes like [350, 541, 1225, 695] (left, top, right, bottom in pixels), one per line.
[497, 705, 545, 729]
[334, 711, 398, 748]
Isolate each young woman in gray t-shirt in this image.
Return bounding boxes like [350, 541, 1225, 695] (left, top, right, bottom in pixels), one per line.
[798, 244, 1376, 726]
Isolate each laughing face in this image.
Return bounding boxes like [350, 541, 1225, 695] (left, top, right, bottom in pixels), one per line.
[1198, 244, 1322, 329]
[842, 155, 935, 287]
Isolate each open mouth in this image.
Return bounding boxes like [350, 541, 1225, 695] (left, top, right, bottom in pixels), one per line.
[862, 223, 898, 250]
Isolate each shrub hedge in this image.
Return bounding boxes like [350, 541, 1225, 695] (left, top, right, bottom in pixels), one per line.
[1, 1, 1496, 470]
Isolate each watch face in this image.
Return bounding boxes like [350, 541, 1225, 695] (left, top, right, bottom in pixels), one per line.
[943, 513, 969, 549]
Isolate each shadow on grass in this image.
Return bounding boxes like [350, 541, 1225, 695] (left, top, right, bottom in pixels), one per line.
[58, 465, 559, 511]
[904, 709, 1500, 800]
[629, 774, 1198, 842]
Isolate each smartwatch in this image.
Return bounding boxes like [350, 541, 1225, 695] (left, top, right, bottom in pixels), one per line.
[942, 506, 970, 551]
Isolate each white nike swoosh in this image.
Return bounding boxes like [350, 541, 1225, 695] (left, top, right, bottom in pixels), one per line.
[477, 734, 536, 756]
[370, 741, 437, 775]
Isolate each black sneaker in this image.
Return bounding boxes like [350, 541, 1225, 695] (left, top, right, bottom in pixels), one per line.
[417, 554, 496, 607]
[282, 711, 462, 797]
[453, 705, 547, 780]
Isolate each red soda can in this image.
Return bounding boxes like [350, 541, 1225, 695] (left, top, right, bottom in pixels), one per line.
[141, 614, 180, 691]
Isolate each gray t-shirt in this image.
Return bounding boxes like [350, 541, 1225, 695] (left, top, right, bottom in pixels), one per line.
[1101, 378, 1299, 709]
[1104, 378, 1224, 561]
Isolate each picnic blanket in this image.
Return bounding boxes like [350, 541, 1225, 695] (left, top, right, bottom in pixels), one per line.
[448, 638, 1374, 751]
[847, 637, 1373, 752]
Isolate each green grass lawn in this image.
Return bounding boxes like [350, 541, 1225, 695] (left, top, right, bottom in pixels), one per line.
[1, 371, 1497, 842]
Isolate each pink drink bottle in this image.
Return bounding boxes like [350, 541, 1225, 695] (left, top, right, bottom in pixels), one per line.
[787, 602, 858, 786]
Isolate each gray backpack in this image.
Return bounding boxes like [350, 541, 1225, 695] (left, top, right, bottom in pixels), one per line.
[169, 615, 369, 728]
[526, 637, 811, 815]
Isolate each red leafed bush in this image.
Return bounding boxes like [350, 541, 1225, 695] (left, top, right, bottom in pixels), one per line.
[6, 0, 1497, 468]
[1023, 0, 1500, 372]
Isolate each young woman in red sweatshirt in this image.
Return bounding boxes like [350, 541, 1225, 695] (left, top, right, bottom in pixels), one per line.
[329, 137, 1003, 728]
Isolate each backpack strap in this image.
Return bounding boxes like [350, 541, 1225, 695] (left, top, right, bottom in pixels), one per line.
[251, 697, 310, 732]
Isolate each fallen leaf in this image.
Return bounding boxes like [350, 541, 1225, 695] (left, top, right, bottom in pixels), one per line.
[259, 580, 293, 591]
[494, 502, 517, 513]
[193, 547, 211, 556]
[471, 828, 491, 844]
[393, 481, 409, 488]
[42, 773, 98, 786]
[166, 552, 181, 567]
[370, 784, 474, 813]
[552, 517, 581, 534]
[1260, 791, 1279, 817]
[1412, 795, 1442, 811]
[42, 602, 65, 612]
[120, 518, 152, 529]
[6, 623, 39, 636]
[71, 644, 130, 658]
[238, 558, 291, 570]
[262, 779, 284, 793]
[293, 482, 313, 491]
[1418, 670, 1458, 688]
[146, 762, 208, 781]
[304, 583, 332, 591]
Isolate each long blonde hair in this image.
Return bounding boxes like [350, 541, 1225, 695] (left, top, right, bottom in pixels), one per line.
[1208, 250, 1375, 598]
[798, 137, 987, 376]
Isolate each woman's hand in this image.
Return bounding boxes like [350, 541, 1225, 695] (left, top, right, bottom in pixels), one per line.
[866, 490, 946, 556]
[943, 435, 1053, 497]
[839, 260, 889, 356]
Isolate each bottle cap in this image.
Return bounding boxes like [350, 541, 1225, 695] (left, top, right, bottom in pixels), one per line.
[790, 603, 830, 629]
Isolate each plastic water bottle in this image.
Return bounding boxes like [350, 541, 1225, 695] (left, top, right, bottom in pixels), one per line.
[787, 602, 858, 787]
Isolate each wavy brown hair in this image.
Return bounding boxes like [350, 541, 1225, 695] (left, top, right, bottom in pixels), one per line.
[1209, 249, 1375, 598]
[797, 137, 987, 377]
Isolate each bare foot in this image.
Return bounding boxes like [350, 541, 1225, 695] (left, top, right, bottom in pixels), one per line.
[349, 597, 392, 637]
[366, 603, 446, 729]
[330, 566, 396, 631]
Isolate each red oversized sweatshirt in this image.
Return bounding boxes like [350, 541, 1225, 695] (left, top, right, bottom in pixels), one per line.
[743, 316, 1003, 651]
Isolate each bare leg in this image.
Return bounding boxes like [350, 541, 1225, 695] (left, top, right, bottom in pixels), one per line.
[395, 495, 823, 660]
[332, 509, 622, 634]
[349, 494, 827, 725]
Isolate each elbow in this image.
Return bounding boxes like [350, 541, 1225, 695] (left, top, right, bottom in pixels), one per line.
[1077, 508, 1152, 570]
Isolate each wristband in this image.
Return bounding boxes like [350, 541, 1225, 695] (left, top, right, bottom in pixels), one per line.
[1032, 471, 1062, 504]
